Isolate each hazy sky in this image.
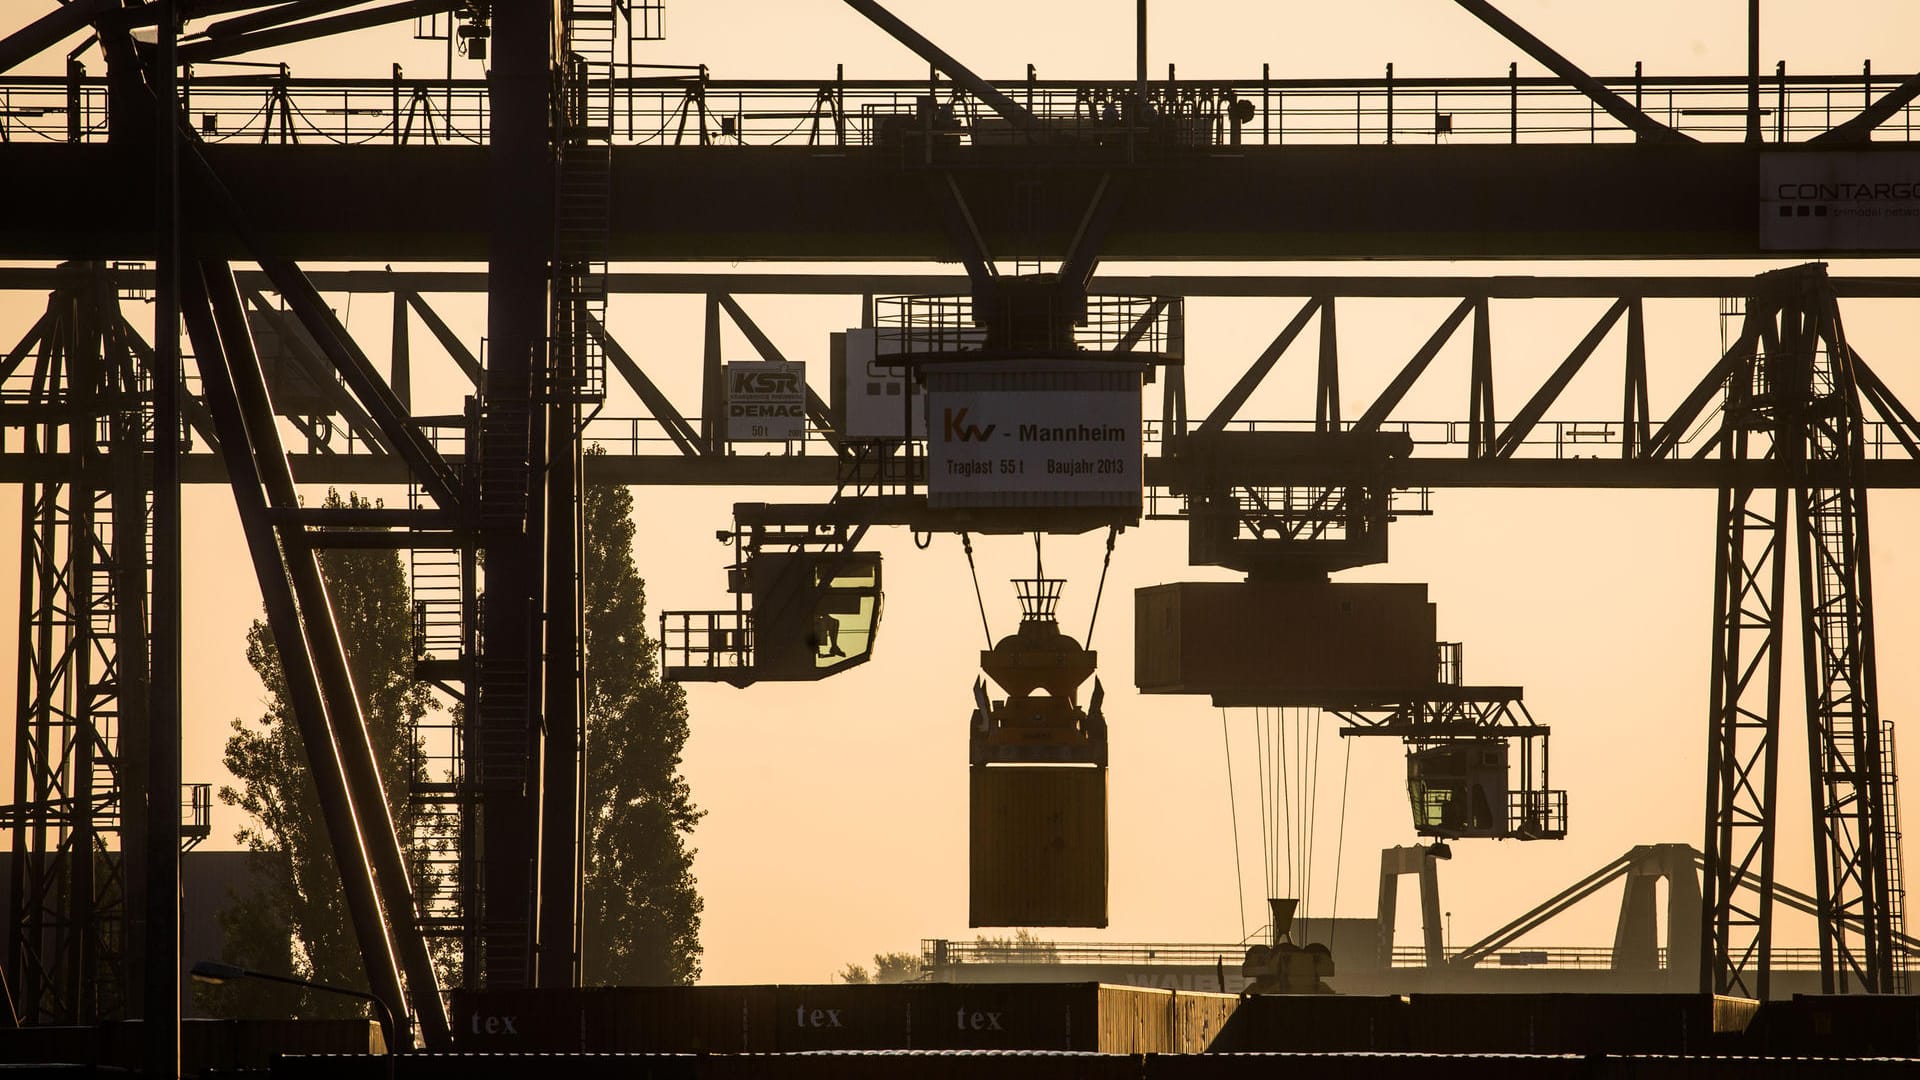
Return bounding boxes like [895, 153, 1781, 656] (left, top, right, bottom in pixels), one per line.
[4, 1, 1920, 986]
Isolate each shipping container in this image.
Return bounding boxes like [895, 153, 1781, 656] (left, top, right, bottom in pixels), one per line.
[0, 1019, 383, 1075]
[1135, 582, 1436, 702]
[694, 1050, 1144, 1080]
[449, 987, 594, 1051]
[448, 983, 1230, 1056]
[908, 982, 1084, 1051]
[587, 985, 779, 1053]
[970, 764, 1108, 928]
[1405, 993, 1756, 1054]
[1145, 1052, 1591, 1080]
[1204, 994, 1411, 1052]
[1741, 992, 1920, 1056]
[1169, 990, 1239, 1053]
[271, 1051, 699, 1080]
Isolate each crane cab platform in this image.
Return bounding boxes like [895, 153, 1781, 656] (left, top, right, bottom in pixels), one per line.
[660, 551, 882, 687]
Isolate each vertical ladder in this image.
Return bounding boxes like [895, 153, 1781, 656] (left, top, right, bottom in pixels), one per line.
[408, 541, 465, 662]
[550, 1, 617, 405]
[1881, 716, 1908, 991]
[404, 479, 471, 947]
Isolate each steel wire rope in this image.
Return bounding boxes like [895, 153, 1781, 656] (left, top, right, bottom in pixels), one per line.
[960, 532, 991, 647]
[1303, 707, 1323, 936]
[1277, 706, 1292, 907]
[1329, 736, 1354, 943]
[763, 109, 822, 146]
[199, 94, 275, 145]
[1083, 525, 1119, 645]
[1252, 709, 1272, 913]
[1306, 710, 1316, 930]
[1222, 708, 1248, 942]
[279, 89, 412, 146]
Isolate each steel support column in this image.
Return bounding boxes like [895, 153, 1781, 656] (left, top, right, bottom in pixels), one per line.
[1700, 307, 1784, 1001]
[1700, 265, 1909, 996]
[1790, 279, 1905, 992]
[144, 4, 183, 1072]
[180, 260, 415, 1043]
[476, 0, 558, 989]
[3, 275, 144, 1025]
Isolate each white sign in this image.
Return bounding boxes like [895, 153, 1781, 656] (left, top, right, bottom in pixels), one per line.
[725, 361, 807, 442]
[925, 361, 1142, 509]
[834, 328, 925, 440]
[1760, 151, 1920, 252]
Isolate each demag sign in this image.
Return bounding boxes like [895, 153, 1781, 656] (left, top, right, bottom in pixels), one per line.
[725, 360, 807, 442]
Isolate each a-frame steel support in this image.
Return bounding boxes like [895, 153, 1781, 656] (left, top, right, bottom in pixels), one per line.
[1700, 265, 1907, 997]
[181, 258, 452, 1045]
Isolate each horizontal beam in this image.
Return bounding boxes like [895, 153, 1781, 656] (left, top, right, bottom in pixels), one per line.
[0, 143, 1867, 262]
[8, 266, 1920, 300]
[0, 449, 1909, 490]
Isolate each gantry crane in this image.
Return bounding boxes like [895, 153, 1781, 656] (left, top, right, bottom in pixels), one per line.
[0, 3, 1916, 1064]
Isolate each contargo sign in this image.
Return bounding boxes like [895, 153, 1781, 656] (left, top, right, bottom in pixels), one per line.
[924, 361, 1143, 510]
[1760, 151, 1920, 252]
[725, 360, 807, 442]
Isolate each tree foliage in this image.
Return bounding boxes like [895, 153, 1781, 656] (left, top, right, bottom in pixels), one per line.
[581, 459, 704, 985]
[835, 951, 921, 984]
[208, 472, 703, 1010]
[208, 490, 442, 1018]
[971, 929, 1060, 965]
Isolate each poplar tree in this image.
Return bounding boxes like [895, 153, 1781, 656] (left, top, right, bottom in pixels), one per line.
[580, 457, 704, 984]
[209, 471, 704, 1009]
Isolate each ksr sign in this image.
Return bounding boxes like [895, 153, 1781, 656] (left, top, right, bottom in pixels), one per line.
[732, 368, 802, 396]
[725, 360, 807, 442]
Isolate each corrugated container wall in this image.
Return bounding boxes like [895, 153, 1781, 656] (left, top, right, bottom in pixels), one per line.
[970, 764, 1108, 928]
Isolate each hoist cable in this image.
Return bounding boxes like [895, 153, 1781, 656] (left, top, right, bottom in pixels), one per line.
[961, 532, 992, 647]
[1301, 710, 1312, 923]
[1084, 524, 1119, 645]
[1278, 707, 1292, 904]
[1329, 736, 1354, 937]
[1251, 710, 1266, 903]
[1222, 708, 1248, 943]
[1303, 709, 1322, 928]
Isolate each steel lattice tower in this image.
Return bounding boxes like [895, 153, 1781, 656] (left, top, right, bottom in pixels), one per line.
[1702, 264, 1907, 998]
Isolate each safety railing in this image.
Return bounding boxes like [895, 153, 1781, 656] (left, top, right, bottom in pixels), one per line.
[659, 609, 752, 676]
[181, 782, 212, 844]
[0, 402, 1911, 468]
[4, 71, 1913, 147]
[873, 292, 1174, 356]
[1412, 945, 1849, 971]
[925, 938, 1248, 968]
[923, 938, 1863, 973]
[1145, 417, 1917, 462]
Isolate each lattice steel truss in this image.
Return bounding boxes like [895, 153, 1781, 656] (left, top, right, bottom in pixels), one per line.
[1702, 265, 1907, 998]
[3, 268, 151, 1024]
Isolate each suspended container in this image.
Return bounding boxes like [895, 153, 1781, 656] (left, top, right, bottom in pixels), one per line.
[1134, 581, 1437, 704]
[969, 577, 1109, 928]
